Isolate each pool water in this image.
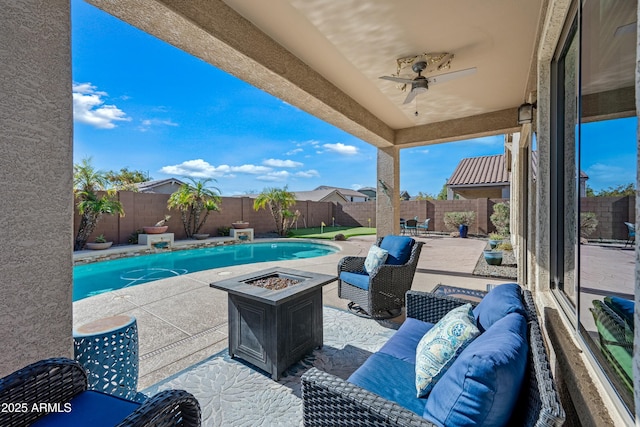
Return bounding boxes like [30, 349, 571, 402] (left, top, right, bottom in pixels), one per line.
[73, 241, 338, 301]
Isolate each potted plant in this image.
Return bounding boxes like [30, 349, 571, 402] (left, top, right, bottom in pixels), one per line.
[143, 215, 171, 234]
[192, 233, 210, 240]
[85, 234, 113, 250]
[483, 248, 503, 266]
[231, 221, 250, 229]
[443, 211, 476, 238]
[483, 241, 513, 266]
[488, 233, 504, 249]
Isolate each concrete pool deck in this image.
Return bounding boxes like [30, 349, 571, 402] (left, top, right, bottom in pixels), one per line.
[72, 235, 513, 389]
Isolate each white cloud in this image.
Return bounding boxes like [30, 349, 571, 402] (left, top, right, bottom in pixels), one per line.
[160, 159, 227, 178]
[263, 158, 303, 168]
[322, 142, 359, 155]
[72, 82, 130, 129]
[160, 159, 274, 179]
[295, 169, 320, 178]
[585, 163, 634, 188]
[257, 171, 290, 181]
[286, 148, 303, 155]
[232, 164, 272, 174]
[138, 118, 178, 132]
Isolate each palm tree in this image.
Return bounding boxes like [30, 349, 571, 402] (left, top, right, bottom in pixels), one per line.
[253, 186, 298, 236]
[167, 178, 221, 238]
[74, 158, 125, 250]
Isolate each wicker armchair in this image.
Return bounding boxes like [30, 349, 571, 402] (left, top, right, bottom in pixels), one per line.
[302, 289, 565, 426]
[338, 236, 424, 319]
[0, 358, 201, 427]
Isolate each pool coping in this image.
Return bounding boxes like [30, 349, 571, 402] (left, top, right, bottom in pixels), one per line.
[73, 236, 342, 266]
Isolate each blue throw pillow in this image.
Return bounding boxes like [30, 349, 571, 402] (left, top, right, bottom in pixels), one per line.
[415, 303, 480, 398]
[473, 283, 525, 332]
[424, 312, 528, 427]
[379, 235, 414, 265]
[364, 245, 389, 273]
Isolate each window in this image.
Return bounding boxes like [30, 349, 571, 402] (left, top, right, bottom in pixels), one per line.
[551, 0, 637, 417]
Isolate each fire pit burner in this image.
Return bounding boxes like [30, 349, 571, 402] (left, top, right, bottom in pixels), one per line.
[247, 274, 301, 290]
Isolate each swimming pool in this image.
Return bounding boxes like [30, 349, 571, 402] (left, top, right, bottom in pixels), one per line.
[73, 241, 338, 301]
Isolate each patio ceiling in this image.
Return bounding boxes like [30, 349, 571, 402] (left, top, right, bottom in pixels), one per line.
[87, 0, 545, 148]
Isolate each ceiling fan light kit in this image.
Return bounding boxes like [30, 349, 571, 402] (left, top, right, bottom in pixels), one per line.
[379, 51, 477, 110]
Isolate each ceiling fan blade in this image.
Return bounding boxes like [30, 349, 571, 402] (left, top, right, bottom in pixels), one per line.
[427, 67, 477, 86]
[403, 89, 418, 105]
[379, 75, 414, 84]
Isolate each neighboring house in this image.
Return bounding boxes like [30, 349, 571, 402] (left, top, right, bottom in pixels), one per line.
[446, 154, 511, 200]
[313, 186, 370, 202]
[448, 152, 588, 200]
[136, 178, 186, 194]
[290, 188, 349, 203]
[357, 186, 376, 200]
[400, 190, 411, 201]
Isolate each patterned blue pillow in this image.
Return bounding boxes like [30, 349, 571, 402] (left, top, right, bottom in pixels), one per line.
[364, 245, 389, 273]
[415, 303, 480, 397]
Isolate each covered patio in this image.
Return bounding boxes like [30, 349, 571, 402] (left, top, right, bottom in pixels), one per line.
[2, 0, 638, 425]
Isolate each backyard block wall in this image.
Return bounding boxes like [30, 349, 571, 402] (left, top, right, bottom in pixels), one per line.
[579, 195, 636, 241]
[75, 192, 335, 245]
[76, 193, 636, 246]
[336, 198, 508, 235]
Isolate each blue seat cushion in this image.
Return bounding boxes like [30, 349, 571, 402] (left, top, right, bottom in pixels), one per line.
[379, 235, 414, 265]
[31, 390, 140, 427]
[348, 352, 425, 415]
[340, 271, 370, 290]
[473, 283, 525, 332]
[378, 317, 434, 364]
[424, 312, 528, 427]
[604, 296, 634, 329]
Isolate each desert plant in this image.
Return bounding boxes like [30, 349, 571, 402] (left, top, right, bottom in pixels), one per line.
[443, 211, 476, 231]
[94, 234, 107, 243]
[218, 226, 231, 236]
[128, 229, 142, 244]
[253, 186, 299, 236]
[490, 202, 510, 236]
[580, 212, 598, 238]
[168, 178, 221, 238]
[74, 158, 125, 251]
[489, 232, 505, 240]
[496, 241, 513, 251]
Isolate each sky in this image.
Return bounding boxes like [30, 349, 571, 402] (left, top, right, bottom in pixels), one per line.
[71, 0, 636, 197]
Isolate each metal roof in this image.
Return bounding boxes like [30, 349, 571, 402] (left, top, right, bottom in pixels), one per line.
[447, 154, 510, 187]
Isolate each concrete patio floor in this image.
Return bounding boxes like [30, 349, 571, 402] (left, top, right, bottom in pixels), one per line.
[73, 234, 511, 389]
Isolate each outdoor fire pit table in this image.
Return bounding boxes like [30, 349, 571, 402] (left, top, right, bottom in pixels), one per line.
[210, 266, 337, 380]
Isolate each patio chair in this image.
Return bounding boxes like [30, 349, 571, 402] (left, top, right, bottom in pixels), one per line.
[403, 218, 418, 236]
[624, 222, 635, 247]
[417, 218, 431, 235]
[0, 357, 201, 427]
[338, 235, 423, 319]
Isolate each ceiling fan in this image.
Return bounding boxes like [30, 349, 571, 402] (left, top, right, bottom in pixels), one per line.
[379, 61, 477, 105]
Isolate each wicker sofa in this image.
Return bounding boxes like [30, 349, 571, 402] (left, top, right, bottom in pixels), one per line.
[0, 358, 201, 427]
[302, 284, 565, 426]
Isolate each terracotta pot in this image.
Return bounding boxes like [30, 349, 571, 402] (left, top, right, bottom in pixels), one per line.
[232, 222, 250, 229]
[143, 226, 169, 234]
[86, 242, 113, 250]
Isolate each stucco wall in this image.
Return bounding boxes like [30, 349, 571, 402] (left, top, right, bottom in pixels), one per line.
[75, 193, 335, 244]
[0, 0, 74, 375]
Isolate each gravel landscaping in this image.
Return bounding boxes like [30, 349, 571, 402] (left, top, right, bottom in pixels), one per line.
[472, 242, 518, 280]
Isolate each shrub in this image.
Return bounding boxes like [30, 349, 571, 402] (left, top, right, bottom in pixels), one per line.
[490, 202, 510, 236]
[218, 226, 231, 237]
[127, 229, 142, 244]
[580, 212, 598, 238]
[496, 241, 513, 251]
[443, 211, 476, 231]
